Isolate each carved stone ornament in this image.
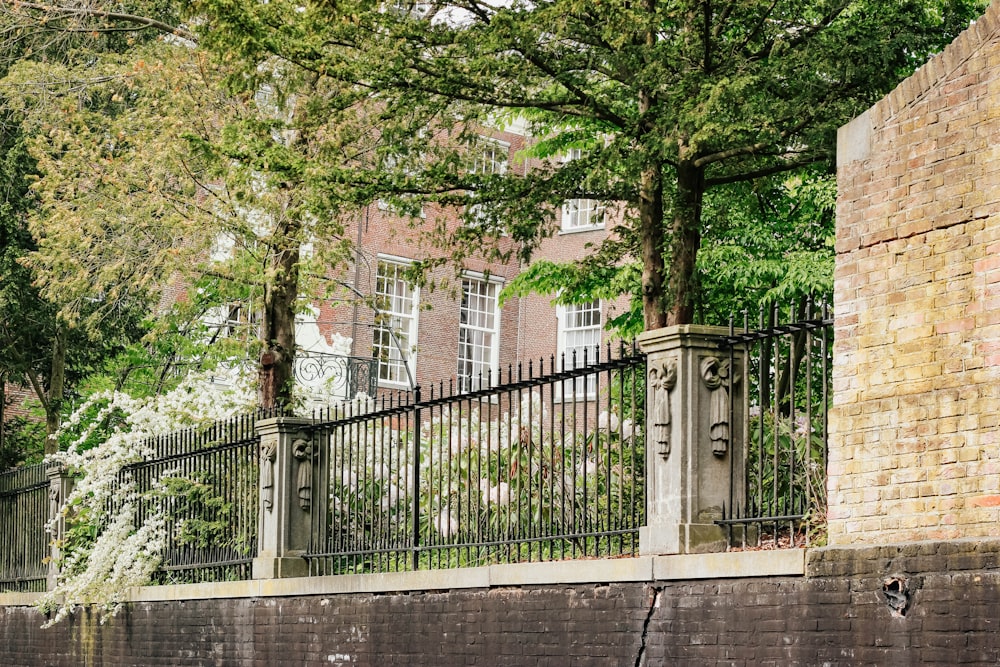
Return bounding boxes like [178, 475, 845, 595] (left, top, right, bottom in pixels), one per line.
[648, 358, 677, 460]
[700, 357, 740, 456]
[292, 436, 314, 512]
[48, 485, 61, 524]
[260, 436, 278, 512]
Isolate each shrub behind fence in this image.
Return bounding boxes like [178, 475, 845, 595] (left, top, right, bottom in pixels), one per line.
[305, 345, 646, 575]
[113, 412, 270, 584]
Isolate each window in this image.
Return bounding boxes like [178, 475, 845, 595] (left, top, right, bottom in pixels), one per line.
[373, 259, 418, 387]
[457, 277, 501, 392]
[471, 138, 508, 176]
[561, 148, 606, 231]
[562, 198, 606, 231]
[209, 302, 259, 345]
[386, 0, 431, 18]
[466, 138, 509, 232]
[377, 152, 425, 218]
[558, 300, 602, 399]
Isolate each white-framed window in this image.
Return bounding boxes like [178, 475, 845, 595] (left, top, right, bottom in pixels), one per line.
[386, 0, 431, 18]
[557, 300, 602, 399]
[373, 258, 419, 387]
[208, 301, 259, 345]
[471, 138, 509, 176]
[561, 148, 606, 231]
[466, 138, 509, 232]
[457, 276, 502, 392]
[562, 198, 606, 231]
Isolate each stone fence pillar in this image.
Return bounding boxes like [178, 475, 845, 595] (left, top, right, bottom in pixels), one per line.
[46, 464, 74, 591]
[638, 325, 745, 555]
[253, 416, 316, 579]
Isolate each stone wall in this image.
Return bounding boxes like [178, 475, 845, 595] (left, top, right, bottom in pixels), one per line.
[2, 542, 1000, 666]
[831, 2, 1000, 544]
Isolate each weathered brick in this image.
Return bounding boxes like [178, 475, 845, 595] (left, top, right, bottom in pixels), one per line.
[831, 0, 1000, 545]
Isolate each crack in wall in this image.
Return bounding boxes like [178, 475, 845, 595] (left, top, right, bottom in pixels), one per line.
[634, 585, 662, 667]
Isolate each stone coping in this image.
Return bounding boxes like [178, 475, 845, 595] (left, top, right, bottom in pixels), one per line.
[0, 550, 804, 607]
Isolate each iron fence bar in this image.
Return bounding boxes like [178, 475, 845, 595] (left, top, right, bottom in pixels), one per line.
[411, 385, 422, 571]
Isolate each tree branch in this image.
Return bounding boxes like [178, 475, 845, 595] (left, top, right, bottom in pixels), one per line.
[704, 155, 827, 187]
[7, 1, 197, 42]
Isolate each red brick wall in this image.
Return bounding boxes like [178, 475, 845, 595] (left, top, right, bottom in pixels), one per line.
[831, 3, 1000, 544]
[321, 127, 631, 396]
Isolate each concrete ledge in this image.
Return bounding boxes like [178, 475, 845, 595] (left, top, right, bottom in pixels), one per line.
[3, 551, 806, 607]
[131, 580, 258, 603]
[259, 566, 491, 597]
[490, 557, 653, 586]
[654, 549, 806, 580]
[0, 592, 43, 607]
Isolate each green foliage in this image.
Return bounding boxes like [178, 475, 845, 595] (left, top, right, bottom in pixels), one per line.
[0, 416, 45, 470]
[322, 367, 646, 573]
[156, 470, 255, 555]
[746, 410, 828, 544]
[186, 0, 988, 326]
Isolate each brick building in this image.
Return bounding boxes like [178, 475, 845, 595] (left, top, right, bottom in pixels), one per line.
[312, 124, 629, 396]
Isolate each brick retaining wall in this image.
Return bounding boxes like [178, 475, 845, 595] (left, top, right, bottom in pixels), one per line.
[2, 541, 999, 666]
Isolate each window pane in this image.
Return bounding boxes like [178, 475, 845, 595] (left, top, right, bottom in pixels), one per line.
[373, 260, 417, 385]
[559, 300, 601, 397]
[457, 278, 500, 392]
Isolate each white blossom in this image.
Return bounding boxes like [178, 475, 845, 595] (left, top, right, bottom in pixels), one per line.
[433, 507, 459, 538]
[598, 411, 620, 432]
[480, 480, 511, 506]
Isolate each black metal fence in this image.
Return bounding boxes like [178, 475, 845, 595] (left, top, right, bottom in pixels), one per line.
[0, 312, 834, 594]
[718, 301, 833, 548]
[114, 413, 267, 584]
[0, 463, 48, 592]
[304, 344, 646, 575]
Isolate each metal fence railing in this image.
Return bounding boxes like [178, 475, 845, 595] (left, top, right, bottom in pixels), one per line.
[304, 344, 646, 575]
[718, 300, 832, 548]
[0, 462, 48, 592]
[115, 412, 270, 584]
[0, 312, 834, 593]
[294, 352, 379, 406]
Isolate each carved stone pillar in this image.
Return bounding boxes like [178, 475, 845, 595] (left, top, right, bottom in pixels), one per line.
[253, 416, 316, 579]
[46, 464, 74, 591]
[638, 325, 744, 555]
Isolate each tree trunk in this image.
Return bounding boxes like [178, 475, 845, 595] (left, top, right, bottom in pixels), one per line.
[0, 372, 6, 456]
[639, 157, 667, 330]
[638, 79, 667, 330]
[260, 217, 300, 410]
[665, 156, 705, 326]
[44, 324, 67, 455]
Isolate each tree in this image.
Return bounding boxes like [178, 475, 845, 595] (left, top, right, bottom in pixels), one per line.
[188, 0, 988, 329]
[0, 2, 364, 409]
[0, 100, 150, 455]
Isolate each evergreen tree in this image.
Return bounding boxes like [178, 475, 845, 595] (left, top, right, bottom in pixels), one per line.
[189, 0, 988, 327]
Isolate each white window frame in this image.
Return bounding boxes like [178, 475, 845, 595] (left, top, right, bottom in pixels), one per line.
[373, 257, 419, 388]
[471, 137, 509, 177]
[561, 198, 607, 231]
[560, 148, 606, 232]
[377, 152, 425, 218]
[386, 0, 431, 18]
[556, 299, 602, 400]
[457, 274, 502, 392]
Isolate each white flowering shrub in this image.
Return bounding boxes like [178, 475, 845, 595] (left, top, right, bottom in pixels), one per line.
[326, 387, 645, 571]
[38, 372, 255, 626]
